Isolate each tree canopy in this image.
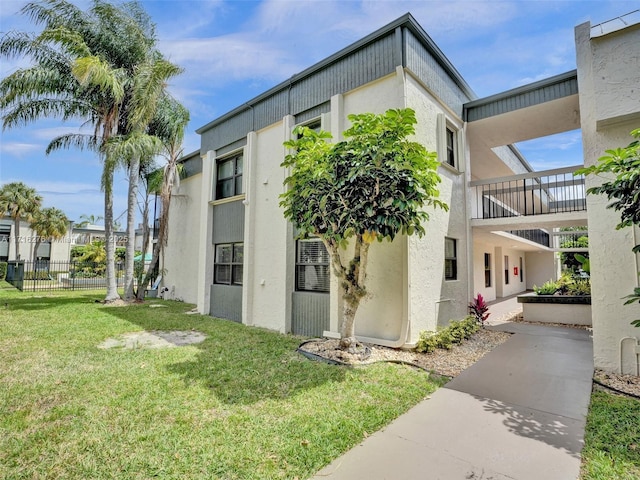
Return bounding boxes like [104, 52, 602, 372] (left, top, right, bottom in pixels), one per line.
[0, 0, 185, 301]
[281, 108, 447, 348]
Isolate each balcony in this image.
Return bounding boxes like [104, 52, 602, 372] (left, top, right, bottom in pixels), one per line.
[470, 166, 586, 221]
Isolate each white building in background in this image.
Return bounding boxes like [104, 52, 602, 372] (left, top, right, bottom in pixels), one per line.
[161, 12, 640, 373]
[0, 218, 127, 263]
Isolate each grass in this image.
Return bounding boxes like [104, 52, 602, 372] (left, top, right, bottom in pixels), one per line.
[581, 390, 640, 479]
[0, 288, 444, 479]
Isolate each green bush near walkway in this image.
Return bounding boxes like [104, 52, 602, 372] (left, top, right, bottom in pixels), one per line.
[0, 289, 444, 479]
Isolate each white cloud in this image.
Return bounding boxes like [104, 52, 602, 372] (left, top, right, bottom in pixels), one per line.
[0, 142, 41, 157]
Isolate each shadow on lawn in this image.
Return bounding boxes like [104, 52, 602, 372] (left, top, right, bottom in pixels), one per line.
[2, 292, 106, 311]
[103, 301, 349, 406]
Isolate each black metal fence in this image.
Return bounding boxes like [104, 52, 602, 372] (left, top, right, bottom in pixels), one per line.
[5, 260, 126, 292]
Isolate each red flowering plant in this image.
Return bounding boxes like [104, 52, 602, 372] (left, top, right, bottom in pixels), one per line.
[468, 293, 490, 327]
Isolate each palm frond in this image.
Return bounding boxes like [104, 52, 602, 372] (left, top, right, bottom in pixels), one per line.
[46, 133, 99, 154]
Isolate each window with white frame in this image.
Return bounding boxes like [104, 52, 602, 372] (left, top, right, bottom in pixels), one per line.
[296, 238, 330, 292]
[216, 154, 243, 199]
[214, 243, 243, 285]
[445, 237, 457, 281]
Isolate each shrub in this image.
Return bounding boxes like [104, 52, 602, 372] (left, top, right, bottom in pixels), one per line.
[534, 279, 559, 295]
[415, 316, 480, 353]
[468, 293, 490, 326]
[0, 262, 6, 281]
[567, 279, 591, 296]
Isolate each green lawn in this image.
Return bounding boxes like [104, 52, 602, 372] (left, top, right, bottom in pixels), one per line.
[581, 390, 640, 479]
[0, 288, 443, 479]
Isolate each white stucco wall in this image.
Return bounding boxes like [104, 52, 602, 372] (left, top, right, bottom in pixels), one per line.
[1, 220, 72, 262]
[328, 73, 408, 343]
[525, 251, 557, 290]
[494, 246, 527, 298]
[576, 20, 640, 373]
[404, 71, 469, 339]
[163, 173, 203, 304]
[473, 241, 497, 302]
[243, 122, 292, 333]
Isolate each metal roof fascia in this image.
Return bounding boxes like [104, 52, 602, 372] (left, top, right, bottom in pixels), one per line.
[463, 70, 578, 120]
[196, 12, 476, 134]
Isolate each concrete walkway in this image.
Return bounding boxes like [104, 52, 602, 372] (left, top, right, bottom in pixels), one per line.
[312, 322, 594, 480]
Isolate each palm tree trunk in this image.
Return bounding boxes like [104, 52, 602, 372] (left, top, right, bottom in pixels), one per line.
[104, 174, 120, 302]
[13, 216, 21, 260]
[136, 166, 172, 301]
[123, 155, 140, 301]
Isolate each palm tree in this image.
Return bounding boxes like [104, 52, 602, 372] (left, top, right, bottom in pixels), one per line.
[0, 0, 183, 302]
[0, 182, 43, 260]
[30, 207, 69, 262]
[76, 213, 103, 227]
[136, 97, 189, 300]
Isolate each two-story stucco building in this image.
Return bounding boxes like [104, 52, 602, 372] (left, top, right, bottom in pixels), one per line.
[161, 12, 640, 374]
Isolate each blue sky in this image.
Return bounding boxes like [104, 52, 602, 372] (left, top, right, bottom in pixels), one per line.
[0, 0, 638, 224]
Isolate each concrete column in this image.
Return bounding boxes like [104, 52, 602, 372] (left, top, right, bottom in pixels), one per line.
[242, 132, 258, 325]
[196, 150, 215, 314]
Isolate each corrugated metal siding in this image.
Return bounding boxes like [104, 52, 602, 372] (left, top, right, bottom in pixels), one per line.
[210, 284, 242, 322]
[405, 31, 472, 117]
[201, 109, 253, 154]
[465, 74, 578, 122]
[217, 138, 246, 157]
[291, 35, 397, 114]
[199, 33, 397, 154]
[295, 102, 330, 124]
[292, 292, 330, 337]
[181, 156, 202, 178]
[252, 89, 290, 132]
[212, 200, 245, 244]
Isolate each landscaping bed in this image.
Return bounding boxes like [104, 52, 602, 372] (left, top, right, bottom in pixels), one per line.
[299, 328, 512, 378]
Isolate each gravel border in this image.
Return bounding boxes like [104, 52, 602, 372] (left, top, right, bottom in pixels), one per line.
[299, 328, 512, 378]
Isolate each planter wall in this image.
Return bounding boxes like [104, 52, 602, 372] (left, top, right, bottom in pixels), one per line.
[517, 295, 592, 326]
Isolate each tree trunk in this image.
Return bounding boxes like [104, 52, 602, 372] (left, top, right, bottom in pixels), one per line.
[134, 191, 150, 299]
[136, 176, 170, 300]
[123, 155, 140, 301]
[13, 216, 21, 260]
[339, 297, 358, 349]
[32, 239, 41, 266]
[325, 236, 371, 350]
[104, 174, 120, 302]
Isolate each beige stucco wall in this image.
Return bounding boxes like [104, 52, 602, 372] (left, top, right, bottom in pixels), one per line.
[324, 74, 408, 343]
[243, 122, 292, 333]
[404, 71, 469, 340]
[525, 251, 557, 290]
[163, 172, 203, 304]
[473, 240, 497, 302]
[576, 20, 640, 373]
[522, 302, 592, 326]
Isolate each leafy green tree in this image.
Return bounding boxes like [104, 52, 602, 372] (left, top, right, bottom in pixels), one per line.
[30, 207, 69, 261]
[0, 182, 43, 260]
[280, 108, 447, 349]
[577, 128, 640, 325]
[0, 0, 182, 302]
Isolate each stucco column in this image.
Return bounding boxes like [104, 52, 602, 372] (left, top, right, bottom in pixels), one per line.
[196, 150, 215, 314]
[242, 132, 258, 326]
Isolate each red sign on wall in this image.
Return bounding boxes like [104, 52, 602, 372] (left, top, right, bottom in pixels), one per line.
[513, 267, 519, 276]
